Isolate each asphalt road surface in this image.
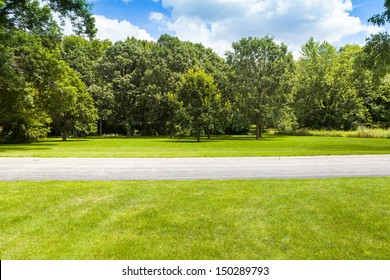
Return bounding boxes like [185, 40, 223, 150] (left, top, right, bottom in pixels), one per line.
[0, 155, 389, 181]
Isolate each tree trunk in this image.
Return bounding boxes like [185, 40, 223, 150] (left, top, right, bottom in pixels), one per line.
[207, 129, 211, 140]
[73, 129, 78, 138]
[256, 123, 262, 140]
[126, 125, 132, 138]
[197, 131, 201, 142]
[170, 130, 175, 139]
[99, 119, 103, 136]
[62, 127, 67, 141]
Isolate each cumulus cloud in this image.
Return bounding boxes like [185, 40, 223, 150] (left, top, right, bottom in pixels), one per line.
[59, 14, 155, 42]
[153, 0, 381, 56]
[94, 15, 154, 42]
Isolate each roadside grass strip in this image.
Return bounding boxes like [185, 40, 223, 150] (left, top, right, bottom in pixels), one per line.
[0, 178, 389, 259]
[0, 135, 390, 157]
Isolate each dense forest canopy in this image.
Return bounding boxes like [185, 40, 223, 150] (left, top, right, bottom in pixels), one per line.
[0, 0, 389, 142]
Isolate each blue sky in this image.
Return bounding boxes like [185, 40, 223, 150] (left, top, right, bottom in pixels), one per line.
[83, 0, 389, 57]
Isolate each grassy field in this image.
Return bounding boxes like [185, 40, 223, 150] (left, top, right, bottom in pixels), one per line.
[0, 178, 389, 260]
[0, 135, 389, 157]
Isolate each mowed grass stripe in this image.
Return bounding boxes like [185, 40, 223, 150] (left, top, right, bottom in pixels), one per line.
[0, 178, 389, 259]
[0, 135, 390, 158]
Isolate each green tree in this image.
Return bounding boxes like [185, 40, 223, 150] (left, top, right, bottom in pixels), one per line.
[96, 38, 154, 137]
[61, 35, 111, 86]
[295, 38, 335, 129]
[295, 38, 365, 130]
[176, 68, 223, 142]
[363, 32, 390, 85]
[0, 0, 97, 143]
[128, 34, 230, 138]
[0, 30, 97, 142]
[0, 42, 51, 143]
[156, 34, 228, 92]
[94, 35, 228, 137]
[227, 36, 295, 139]
[155, 35, 204, 136]
[365, 1, 390, 85]
[0, 30, 53, 143]
[44, 63, 98, 141]
[366, 74, 390, 128]
[329, 45, 365, 129]
[362, 0, 390, 127]
[0, 0, 96, 37]
[160, 92, 182, 138]
[87, 84, 113, 135]
[369, 0, 390, 26]
[61, 36, 112, 135]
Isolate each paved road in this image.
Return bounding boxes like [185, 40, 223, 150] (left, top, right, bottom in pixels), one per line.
[0, 155, 389, 181]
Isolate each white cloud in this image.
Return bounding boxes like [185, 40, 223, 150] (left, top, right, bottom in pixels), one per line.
[154, 0, 382, 57]
[94, 15, 154, 42]
[149, 12, 165, 22]
[59, 14, 155, 42]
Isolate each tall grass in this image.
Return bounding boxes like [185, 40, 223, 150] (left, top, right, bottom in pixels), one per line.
[286, 127, 390, 138]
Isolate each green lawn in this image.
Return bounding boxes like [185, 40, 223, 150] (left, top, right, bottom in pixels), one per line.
[1, 178, 389, 259]
[0, 135, 389, 157]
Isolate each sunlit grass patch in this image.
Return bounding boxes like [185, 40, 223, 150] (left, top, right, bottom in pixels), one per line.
[0, 134, 389, 157]
[0, 178, 389, 259]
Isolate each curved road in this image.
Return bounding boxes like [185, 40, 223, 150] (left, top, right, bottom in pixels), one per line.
[0, 155, 389, 181]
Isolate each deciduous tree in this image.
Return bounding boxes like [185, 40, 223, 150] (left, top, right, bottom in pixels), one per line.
[0, 0, 96, 37]
[176, 68, 223, 142]
[369, 0, 390, 26]
[227, 36, 295, 139]
[96, 38, 154, 137]
[295, 39, 366, 130]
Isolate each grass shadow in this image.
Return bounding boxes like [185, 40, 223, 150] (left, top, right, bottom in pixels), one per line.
[0, 146, 52, 152]
[218, 135, 284, 141]
[161, 139, 220, 143]
[39, 138, 90, 143]
[160, 135, 285, 143]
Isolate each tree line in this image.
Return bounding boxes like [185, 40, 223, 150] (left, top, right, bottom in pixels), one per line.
[1, 0, 389, 142]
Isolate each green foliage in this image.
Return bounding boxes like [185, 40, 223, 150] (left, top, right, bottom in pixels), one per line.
[1, 1, 389, 142]
[0, 30, 97, 142]
[363, 32, 390, 85]
[176, 68, 223, 141]
[96, 38, 155, 137]
[44, 63, 98, 140]
[61, 35, 111, 86]
[369, 0, 390, 26]
[61, 36, 112, 135]
[295, 39, 365, 130]
[0, 30, 52, 143]
[227, 36, 296, 139]
[88, 84, 114, 135]
[366, 75, 390, 128]
[0, 1, 98, 143]
[162, 92, 182, 138]
[0, 0, 96, 38]
[94, 34, 229, 138]
[152, 35, 230, 137]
